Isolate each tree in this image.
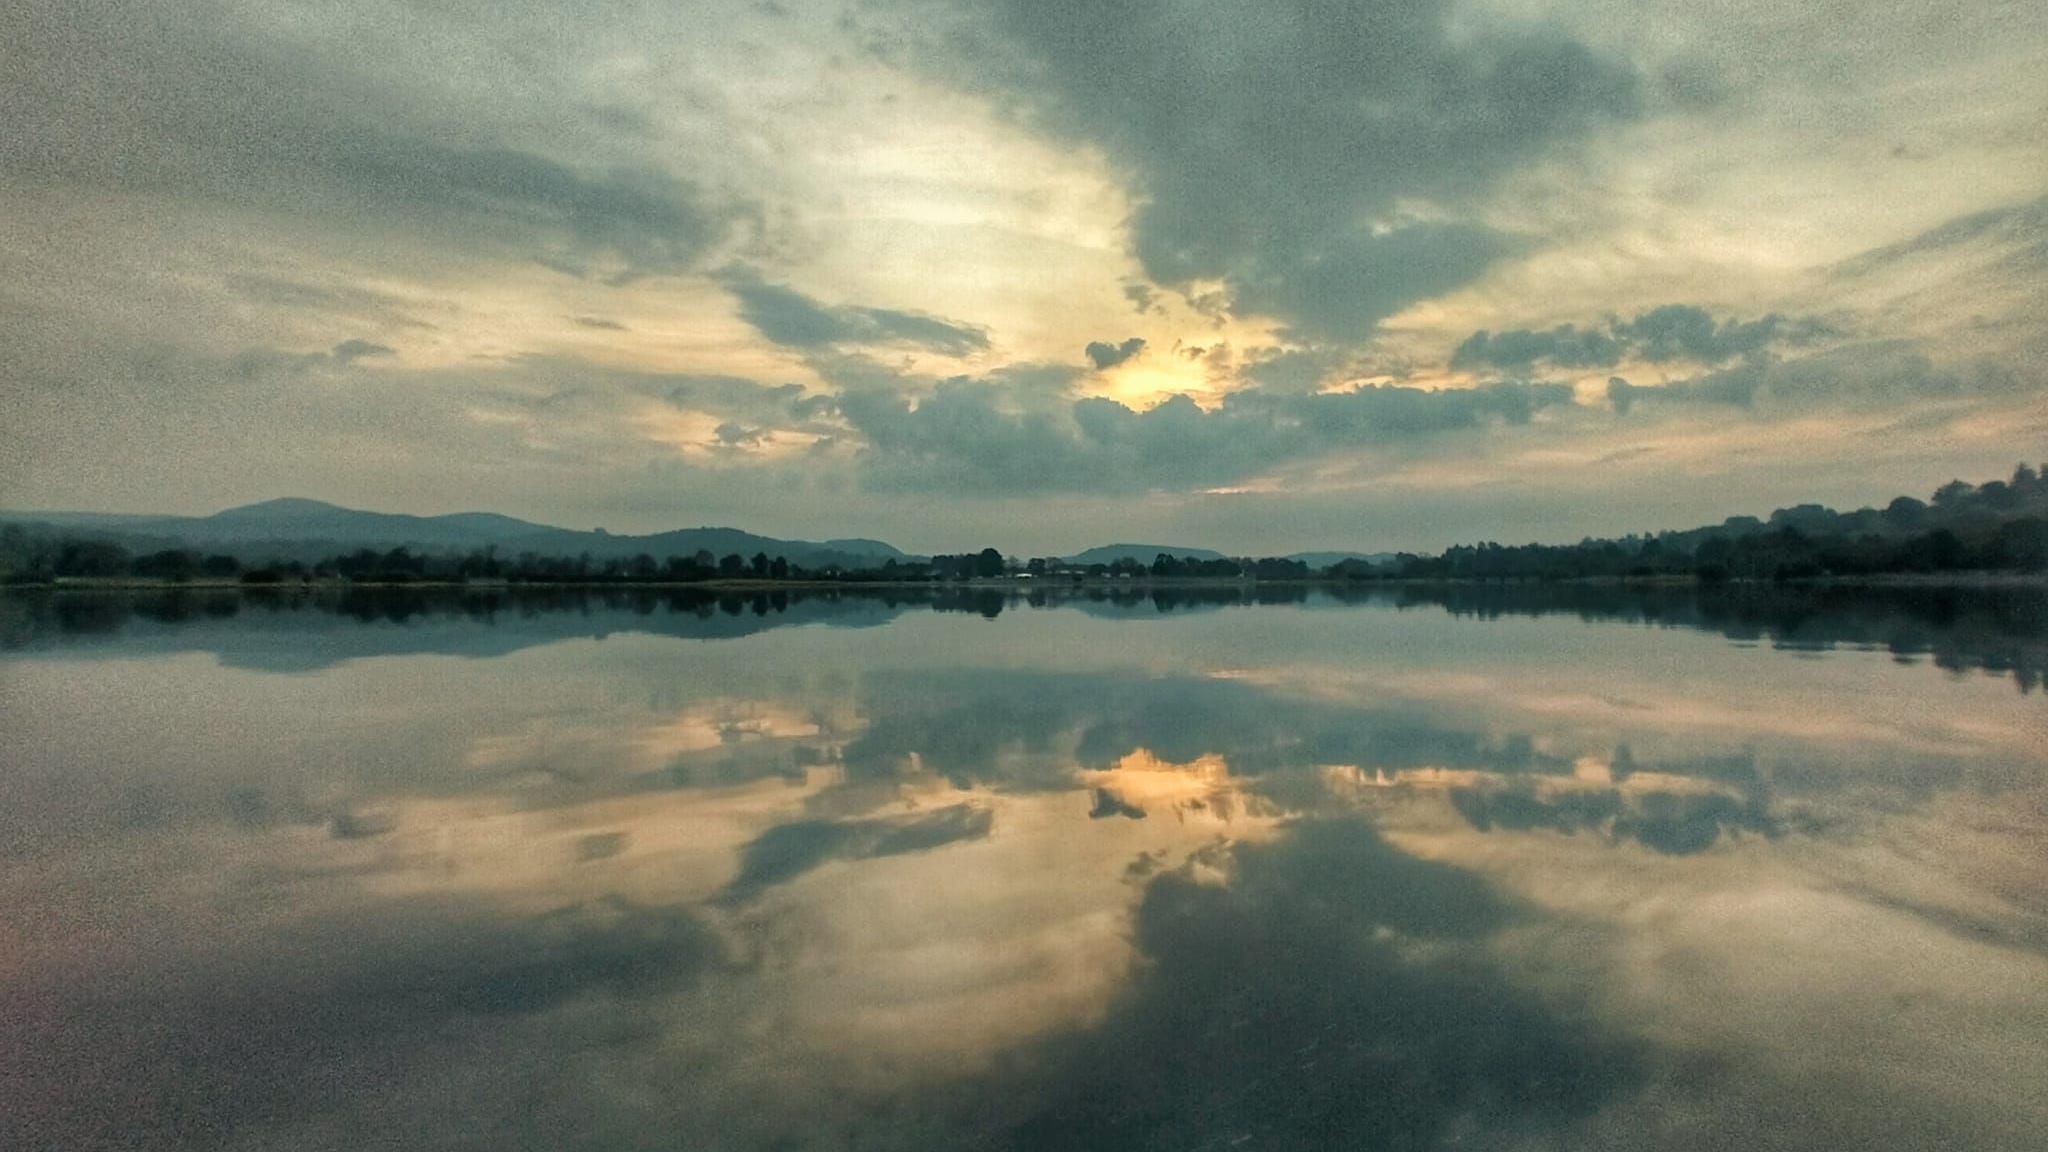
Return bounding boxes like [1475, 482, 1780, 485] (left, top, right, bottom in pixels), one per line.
[55, 540, 130, 578]
[1931, 479, 1975, 508]
[134, 549, 198, 582]
[974, 548, 1005, 578]
[1901, 528, 1965, 571]
[1989, 518, 2048, 571]
[1883, 496, 1928, 527]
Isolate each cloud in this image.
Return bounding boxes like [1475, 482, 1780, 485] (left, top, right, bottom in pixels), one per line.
[835, 668, 1577, 801]
[713, 421, 765, 447]
[1454, 325, 1625, 373]
[718, 803, 994, 902]
[1084, 337, 1146, 370]
[1086, 787, 1146, 820]
[658, 372, 821, 423]
[939, 817, 1644, 1148]
[1452, 305, 1827, 373]
[721, 270, 991, 356]
[1616, 305, 1813, 363]
[4, 893, 728, 1144]
[958, 1, 1641, 339]
[330, 338, 395, 364]
[224, 274, 435, 330]
[218, 337, 401, 375]
[1121, 282, 1164, 316]
[5, 1, 748, 280]
[838, 370, 1574, 496]
[571, 316, 630, 331]
[1606, 341, 2025, 413]
[1450, 783, 1798, 855]
[1834, 189, 2048, 278]
[332, 138, 737, 279]
[1233, 222, 1519, 341]
[1607, 371, 1758, 413]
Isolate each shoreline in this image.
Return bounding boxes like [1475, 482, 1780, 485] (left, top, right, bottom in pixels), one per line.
[7, 572, 2046, 593]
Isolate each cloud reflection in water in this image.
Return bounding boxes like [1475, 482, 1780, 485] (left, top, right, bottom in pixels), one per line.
[1, 586, 2043, 1149]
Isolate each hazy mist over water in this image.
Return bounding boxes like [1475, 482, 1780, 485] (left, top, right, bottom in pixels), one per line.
[3, 587, 2045, 1150]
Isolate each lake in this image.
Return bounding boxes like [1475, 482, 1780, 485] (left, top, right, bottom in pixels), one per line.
[3, 584, 2045, 1150]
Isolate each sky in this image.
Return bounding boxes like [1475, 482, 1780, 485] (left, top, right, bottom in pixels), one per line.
[2, 0, 2044, 554]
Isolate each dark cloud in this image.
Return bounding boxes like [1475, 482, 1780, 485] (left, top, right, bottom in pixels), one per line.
[329, 806, 397, 839]
[576, 831, 629, 861]
[1616, 305, 1813, 363]
[1087, 787, 1146, 820]
[718, 803, 994, 902]
[1454, 324, 1625, 372]
[1084, 337, 1146, 370]
[1657, 55, 1734, 111]
[1450, 783, 1802, 855]
[1834, 189, 2048, 278]
[3, 894, 727, 1147]
[836, 668, 1577, 805]
[964, 1, 1641, 339]
[6, 1, 746, 279]
[349, 897, 726, 1019]
[330, 338, 395, 364]
[1606, 341, 2026, 414]
[721, 270, 991, 355]
[226, 338, 402, 376]
[1233, 221, 1518, 341]
[224, 274, 436, 330]
[1452, 305, 1827, 373]
[714, 421, 766, 447]
[333, 138, 736, 278]
[939, 818, 1644, 1149]
[571, 316, 630, 331]
[659, 372, 818, 423]
[1236, 346, 1345, 394]
[1607, 371, 1758, 413]
[839, 372, 1574, 495]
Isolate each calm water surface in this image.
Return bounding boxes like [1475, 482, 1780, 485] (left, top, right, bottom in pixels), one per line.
[3, 586, 2045, 1150]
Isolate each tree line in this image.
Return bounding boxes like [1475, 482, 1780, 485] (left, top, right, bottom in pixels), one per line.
[4, 462, 2044, 586]
[1339, 463, 2048, 582]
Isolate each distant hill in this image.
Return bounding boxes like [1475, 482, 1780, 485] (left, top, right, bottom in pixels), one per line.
[1286, 551, 1399, 569]
[1062, 546, 1395, 568]
[1066, 543, 1226, 565]
[1, 498, 914, 569]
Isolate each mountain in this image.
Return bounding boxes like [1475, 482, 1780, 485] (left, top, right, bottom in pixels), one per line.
[823, 538, 906, 559]
[1062, 546, 1397, 567]
[1286, 551, 1399, 569]
[175, 498, 539, 547]
[1066, 543, 1226, 565]
[1, 499, 915, 568]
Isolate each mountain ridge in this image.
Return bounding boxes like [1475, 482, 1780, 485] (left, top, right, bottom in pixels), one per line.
[1064, 543, 1227, 565]
[1, 498, 914, 569]
[2, 499, 1401, 568]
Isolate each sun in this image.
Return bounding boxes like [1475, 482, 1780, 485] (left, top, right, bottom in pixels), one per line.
[1085, 348, 1229, 410]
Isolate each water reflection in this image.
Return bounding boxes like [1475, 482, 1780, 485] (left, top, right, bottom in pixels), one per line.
[942, 817, 1647, 1151]
[6, 582, 2046, 689]
[1, 587, 2043, 1149]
